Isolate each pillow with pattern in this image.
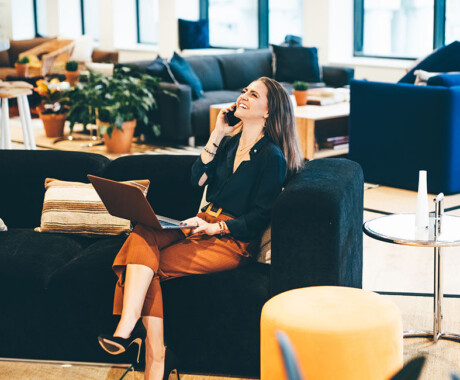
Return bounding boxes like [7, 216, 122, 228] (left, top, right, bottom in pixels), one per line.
[35, 178, 150, 236]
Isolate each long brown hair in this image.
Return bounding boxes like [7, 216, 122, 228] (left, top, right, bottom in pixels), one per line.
[258, 77, 304, 173]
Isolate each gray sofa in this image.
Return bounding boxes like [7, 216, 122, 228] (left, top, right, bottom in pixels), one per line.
[123, 49, 354, 144]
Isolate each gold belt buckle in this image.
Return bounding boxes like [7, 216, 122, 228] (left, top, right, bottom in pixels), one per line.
[206, 204, 222, 218]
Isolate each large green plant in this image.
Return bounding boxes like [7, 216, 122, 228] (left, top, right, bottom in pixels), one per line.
[96, 67, 161, 137]
[64, 67, 165, 137]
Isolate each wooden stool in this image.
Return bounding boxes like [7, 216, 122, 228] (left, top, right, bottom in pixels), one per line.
[261, 286, 403, 380]
[0, 82, 35, 149]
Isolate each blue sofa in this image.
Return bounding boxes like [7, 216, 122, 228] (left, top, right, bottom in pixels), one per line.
[349, 40, 460, 194]
[349, 78, 460, 194]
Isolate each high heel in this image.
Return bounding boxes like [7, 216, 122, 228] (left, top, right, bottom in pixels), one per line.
[164, 347, 180, 380]
[98, 323, 146, 363]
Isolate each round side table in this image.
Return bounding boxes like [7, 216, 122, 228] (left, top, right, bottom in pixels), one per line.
[363, 213, 460, 343]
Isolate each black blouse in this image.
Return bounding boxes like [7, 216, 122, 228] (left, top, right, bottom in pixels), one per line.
[191, 133, 287, 242]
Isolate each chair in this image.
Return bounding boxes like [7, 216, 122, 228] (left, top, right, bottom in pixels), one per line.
[349, 78, 460, 194]
[18, 39, 75, 76]
[275, 331, 304, 380]
[349, 41, 460, 194]
[0, 81, 36, 149]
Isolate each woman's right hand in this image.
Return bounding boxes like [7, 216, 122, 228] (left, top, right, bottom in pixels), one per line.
[213, 104, 242, 139]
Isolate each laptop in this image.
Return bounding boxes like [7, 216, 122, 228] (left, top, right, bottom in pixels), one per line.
[87, 175, 196, 230]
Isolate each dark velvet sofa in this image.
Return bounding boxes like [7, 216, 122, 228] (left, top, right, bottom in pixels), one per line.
[0, 150, 363, 377]
[122, 49, 354, 144]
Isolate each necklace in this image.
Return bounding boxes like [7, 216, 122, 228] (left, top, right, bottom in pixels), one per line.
[237, 132, 264, 153]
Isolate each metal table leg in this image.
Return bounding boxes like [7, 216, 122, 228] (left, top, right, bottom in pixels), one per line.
[404, 247, 460, 342]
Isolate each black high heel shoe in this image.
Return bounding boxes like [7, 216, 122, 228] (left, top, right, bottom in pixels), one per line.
[98, 322, 146, 363]
[163, 347, 180, 380]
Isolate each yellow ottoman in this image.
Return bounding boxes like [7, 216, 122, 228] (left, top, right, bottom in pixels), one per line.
[261, 286, 403, 380]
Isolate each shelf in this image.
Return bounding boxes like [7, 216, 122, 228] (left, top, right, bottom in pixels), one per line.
[314, 146, 349, 159]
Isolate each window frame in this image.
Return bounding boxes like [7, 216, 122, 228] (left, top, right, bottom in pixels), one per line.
[353, 0, 447, 60]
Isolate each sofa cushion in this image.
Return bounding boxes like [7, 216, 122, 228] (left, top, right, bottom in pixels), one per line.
[186, 55, 224, 91]
[169, 52, 203, 99]
[217, 49, 273, 90]
[427, 73, 460, 87]
[146, 55, 177, 83]
[399, 41, 460, 84]
[36, 178, 149, 236]
[272, 44, 321, 83]
[0, 151, 110, 229]
[191, 90, 241, 138]
[0, 229, 103, 289]
[178, 19, 209, 50]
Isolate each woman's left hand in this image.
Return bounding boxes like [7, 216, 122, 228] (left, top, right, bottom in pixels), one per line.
[180, 216, 220, 235]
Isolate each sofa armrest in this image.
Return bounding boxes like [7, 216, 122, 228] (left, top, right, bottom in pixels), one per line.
[322, 65, 355, 88]
[270, 158, 363, 296]
[158, 82, 193, 140]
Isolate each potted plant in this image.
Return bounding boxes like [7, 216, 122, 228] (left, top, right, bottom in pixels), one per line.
[15, 56, 30, 77]
[293, 81, 309, 106]
[65, 60, 80, 86]
[96, 67, 161, 153]
[34, 79, 70, 137]
[65, 67, 164, 153]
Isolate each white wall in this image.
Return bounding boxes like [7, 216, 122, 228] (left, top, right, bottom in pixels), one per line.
[2, 0, 414, 81]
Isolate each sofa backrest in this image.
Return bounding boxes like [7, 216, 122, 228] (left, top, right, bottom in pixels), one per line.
[185, 55, 225, 92]
[0, 150, 110, 229]
[102, 155, 204, 221]
[216, 49, 273, 90]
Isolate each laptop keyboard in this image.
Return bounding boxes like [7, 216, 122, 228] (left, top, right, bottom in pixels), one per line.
[160, 220, 180, 227]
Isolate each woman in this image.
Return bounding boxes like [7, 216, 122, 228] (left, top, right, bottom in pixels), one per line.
[98, 77, 304, 380]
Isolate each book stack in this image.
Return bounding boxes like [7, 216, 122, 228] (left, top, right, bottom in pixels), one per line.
[307, 87, 350, 106]
[318, 135, 349, 150]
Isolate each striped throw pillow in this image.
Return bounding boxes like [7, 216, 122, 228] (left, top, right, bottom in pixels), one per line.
[36, 178, 150, 236]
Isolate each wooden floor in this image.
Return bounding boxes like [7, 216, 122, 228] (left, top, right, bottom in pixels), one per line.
[2, 296, 460, 379]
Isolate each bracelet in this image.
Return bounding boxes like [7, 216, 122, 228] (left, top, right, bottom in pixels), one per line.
[212, 142, 219, 149]
[204, 146, 216, 156]
[218, 221, 227, 236]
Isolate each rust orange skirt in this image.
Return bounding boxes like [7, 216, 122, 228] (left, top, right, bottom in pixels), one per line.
[112, 212, 249, 318]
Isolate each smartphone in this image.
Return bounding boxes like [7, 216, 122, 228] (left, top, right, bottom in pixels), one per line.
[225, 107, 241, 127]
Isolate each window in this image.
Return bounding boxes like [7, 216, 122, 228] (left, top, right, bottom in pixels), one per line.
[82, 0, 99, 41]
[11, 0, 35, 40]
[58, 0, 83, 38]
[138, 0, 159, 44]
[208, 0, 258, 48]
[176, 0, 200, 20]
[269, 0, 303, 45]
[113, 0, 137, 47]
[445, 0, 460, 44]
[355, 0, 457, 60]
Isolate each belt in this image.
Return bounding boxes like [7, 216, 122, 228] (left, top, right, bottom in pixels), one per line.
[202, 203, 234, 218]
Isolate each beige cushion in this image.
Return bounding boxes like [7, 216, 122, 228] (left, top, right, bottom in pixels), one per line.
[36, 178, 150, 236]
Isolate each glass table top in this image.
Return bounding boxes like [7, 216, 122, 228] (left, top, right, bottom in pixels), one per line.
[363, 213, 460, 247]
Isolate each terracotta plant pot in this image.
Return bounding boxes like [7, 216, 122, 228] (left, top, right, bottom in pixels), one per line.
[99, 119, 137, 154]
[293, 90, 308, 106]
[15, 63, 29, 78]
[65, 70, 80, 86]
[39, 111, 67, 137]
